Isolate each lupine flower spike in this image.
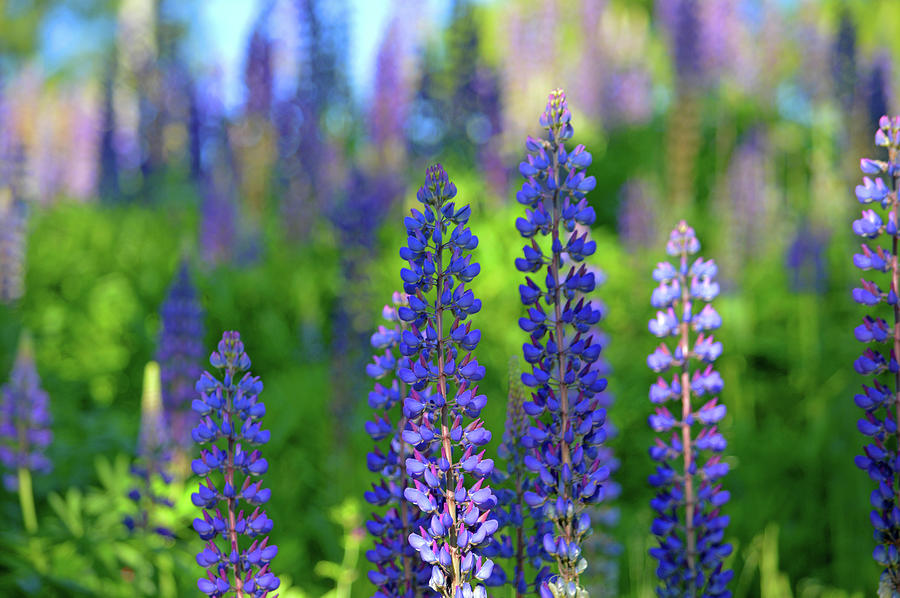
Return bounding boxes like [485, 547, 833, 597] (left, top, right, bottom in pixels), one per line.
[514, 89, 609, 598]
[364, 291, 434, 597]
[0, 331, 51, 534]
[124, 362, 175, 537]
[0, 186, 26, 305]
[191, 332, 280, 597]
[157, 260, 206, 457]
[647, 222, 732, 596]
[399, 165, 500, 598]
[495, 358, 539, 598]
[852, 115, 900, 593]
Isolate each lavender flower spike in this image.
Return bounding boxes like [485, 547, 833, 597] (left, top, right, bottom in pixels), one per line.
[157, 260, 206, 454]
[399, 165, 499, 598]
[364, 291, 433, 597]
[191, 332, 280, 597]
[851, 115, 900, 592]
[647, 221, 732, 597]
[0, 331, 51, 533]
[514, 89, 609, 598]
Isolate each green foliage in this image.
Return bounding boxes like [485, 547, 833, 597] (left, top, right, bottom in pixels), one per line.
[0, 455, 196, 597]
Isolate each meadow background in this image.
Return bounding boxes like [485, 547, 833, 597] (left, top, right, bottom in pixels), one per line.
[0, 0, 895, 596]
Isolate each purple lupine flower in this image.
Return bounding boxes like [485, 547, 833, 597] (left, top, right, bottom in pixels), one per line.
[494, 360, 548, 597]
[720, 128, 774, 282]
[867, 54, 892, 131]
[851, 116, 900, 590]
[647, 221, 732, 596]
[0, 187, 27, 305]
[831, 11, 857, 113]
[200, 179, 239, 265]
[187, 80, 203, 182]
[98, 58, 120, 199]
[369, 15, 411, 156]
[786, 221, 828, 294]
[157, 261, 206, 453]
[0, 332, 51, 492]
[617, 179, 659, 254]
[398, 165, 499, 598]
[657, 0, 704, 88]
[329, 167, 403, 442]
[190, 332, 280, 597]
[244, 25, 273, 117]
[124, 362, 175, 538]
[578, 262, 621, 598]
[513, 89, 609, 597]
[364, 292, 434, 597]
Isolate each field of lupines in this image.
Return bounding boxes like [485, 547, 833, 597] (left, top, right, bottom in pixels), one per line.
[3, 0, 900, 596]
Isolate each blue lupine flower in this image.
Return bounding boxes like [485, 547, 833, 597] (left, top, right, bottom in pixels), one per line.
[124, 361, 175, 538]
[647, 221, 732, 597]
[364, 292, 434, 597]
[0, 332, 51, 493]
[514, 89, 609, 598]
[398, 164, 499, 598]
[852, 116, 900, 592]
[157, 261, 206, 454]
[191, 332, 279, 597]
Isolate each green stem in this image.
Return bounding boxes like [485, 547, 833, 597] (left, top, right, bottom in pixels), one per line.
[18, 467, 37, 534]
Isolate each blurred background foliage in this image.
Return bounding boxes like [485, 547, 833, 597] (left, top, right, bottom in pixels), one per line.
[0, 0, 896, 595]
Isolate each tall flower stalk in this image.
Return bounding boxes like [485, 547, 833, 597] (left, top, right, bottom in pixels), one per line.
[190, 331, 279, 597]
[514, 89, 609, 598]
[157, 260, 206, 457]
[0, 331, 51, 534]
[852, 115, 900, 591]
[364, 291, 433, 597]
[646, 221, 732, 596]
[398, 165, 498, 598]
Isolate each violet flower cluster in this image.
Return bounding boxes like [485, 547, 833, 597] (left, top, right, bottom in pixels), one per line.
[157, 260, 206, 453]
[0, 332, 51, 492]
[646, 221, 731, 597]
[398, 165, 499, 598]
[514, 89, 609, 598]
[364, 291, 434, 598]
[191, 331, 280, 597]
[851, 115, 900, 590]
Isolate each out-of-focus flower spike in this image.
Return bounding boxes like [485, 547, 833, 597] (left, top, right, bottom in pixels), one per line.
[0, 331, 51, 533]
